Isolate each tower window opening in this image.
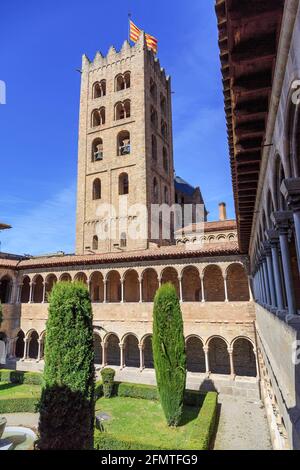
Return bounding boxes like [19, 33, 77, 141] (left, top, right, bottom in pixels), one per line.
[92, 107, 105, 127]
[92, 235, 99, 250]
[92, 138, 103, 161]
[153, 177, 159, 203]
[117, 131, 131, 156]
[150, 78, 157, 101]
[152, 135, 157, 161]
[93, 178, 101, 200]
[161, 120, 168, 139]
[160, 94, 166, 114]
[115, 72, 131, 91]
[93, 80, 106, 99]
[120, 232, 127, 248]
[163, 147, 169, 173]
[115, 100, 131, 120]
[119, 173, 129, 195]
[151, 106, 158, 128]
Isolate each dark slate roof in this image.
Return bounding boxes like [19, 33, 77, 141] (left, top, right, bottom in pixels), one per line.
[174, 176, 197, 197]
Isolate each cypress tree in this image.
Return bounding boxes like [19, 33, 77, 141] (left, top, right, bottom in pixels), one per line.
[37, 282, 95, 450]
[152, 283, 186, 426]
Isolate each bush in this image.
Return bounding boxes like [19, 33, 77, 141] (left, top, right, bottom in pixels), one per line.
[37, 282, 95, 450]
[189, 391, 218, 450]
[94, 431, 164, 450]
[0, 369, 43, 386]
[100, 368, 115, 398]
[0, 397, 39, 414]
[0, 302, 2, 328]
[152, 283, 186, 426]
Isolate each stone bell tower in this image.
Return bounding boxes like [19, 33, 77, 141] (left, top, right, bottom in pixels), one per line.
[75, 32, 175, 255]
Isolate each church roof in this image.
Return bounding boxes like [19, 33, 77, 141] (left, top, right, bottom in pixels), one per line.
[174, 176, 198, 197]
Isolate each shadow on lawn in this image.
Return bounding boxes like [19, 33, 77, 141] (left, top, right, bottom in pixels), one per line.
[0, 382, 19, 392]
[179, 404, 201, 426]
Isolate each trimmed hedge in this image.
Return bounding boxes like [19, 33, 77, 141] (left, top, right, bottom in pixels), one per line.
[95, 381, 206, 407]
[0, 369, 43, 386]
[0, 397, 39, 413]
[94, 388, 218, 450]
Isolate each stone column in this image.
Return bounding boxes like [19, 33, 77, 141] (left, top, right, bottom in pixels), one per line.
[267, 230, 284, 311]
[119, 343, 124, 369]
[120, 280, 124, 303]
[258, 263, 265, 304]
[22, 338, 29, 361]
[228, 347, 235, 377]
[248, 276, 254, 301]
[36, 340, 42, 363]
[264, 241, 277, 309]
[28, 281, 34, 303]
[179, 276, 183, 302]
[103, 279, 107, 303]
[262, 256, 271, 306]
[200, 275, 205, 303]
[139, 344, 144, 372]
[102, 343, 107, 367]
[281, 178, 300, 273]
[271, 211, 297, 316]
[203, 346, 210, 375]
[42, 282, 47, 303]
[223, 274, 228, 302]
[139, 276, 143, 303]
[16, 284, 22, 304]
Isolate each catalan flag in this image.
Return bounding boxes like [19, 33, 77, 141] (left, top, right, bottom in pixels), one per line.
[129, 20, 158, 55]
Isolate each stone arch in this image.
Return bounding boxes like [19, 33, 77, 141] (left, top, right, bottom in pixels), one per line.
[203, 265, 225, 301]
[106, 270, 121, 302]
[117, 130, 131, 156]
[60, 273, 72, 282]
[45, 274, 57, 302]
[123, 269, 139, 302]
[74, 272, 87, 285]
[92, 137, 103, 162]
[123, 333, 139, 368]
[208, 336, 230, 375]
[105, 333, 120, 366]
[93, 79, 106, 99]
[186, 335, 205, 373]
[93, 332, 102, 365]
[182, 266, 201, 301]
[90, 271, 104, 302]
[0, 275, 12, 303]
[15, 329, 25, 359]
[21, 276, 31, 303]
[32, 274, 44, 303]
[142, 335, 154, 368]
[27, 330, 39, 360]
[142, 268, 159, 302]
[161, 267, 179, 297]
[226, 263, 250, 301]
[274, 154, 287, 211]
[232, 337, 257, 377]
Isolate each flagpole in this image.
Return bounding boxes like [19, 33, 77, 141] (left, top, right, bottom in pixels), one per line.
[128, 12, 132, 43]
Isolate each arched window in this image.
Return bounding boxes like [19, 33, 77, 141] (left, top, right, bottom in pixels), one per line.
[92, 235, 98, 250]
[93, 179, 101, 200]
[163, 147, 169, 173]
[120, 232, 127, 248]
[92, 138, 103, 162]
[93, 80, 106, 98]
[117, 131, 131, 156]
[161, 120, 167, 139]
[92, 107, 105, 127]
[115, 72, 131, 91]
[164, 186, 169, 204]
[152, 135, 157, 161]
[115, 100, 131, 120]
[119, 173, 129, 195]
[153, 177, 159, 202]
[160, 94, 166, 114]
[150, 78, 157, 100]
[151, 106, 158, 127]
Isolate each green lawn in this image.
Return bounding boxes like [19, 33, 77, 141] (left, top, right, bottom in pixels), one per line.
[0, 382, 41, 399]
[95, 396, 202, 449]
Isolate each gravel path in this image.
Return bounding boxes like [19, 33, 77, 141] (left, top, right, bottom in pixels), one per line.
[213, 395, 272, 450]
[2, 413, 39, 429]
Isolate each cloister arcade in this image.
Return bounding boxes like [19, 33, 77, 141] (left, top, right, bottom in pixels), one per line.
[9, 261, 251, 305]
[6, 328, 257, 378]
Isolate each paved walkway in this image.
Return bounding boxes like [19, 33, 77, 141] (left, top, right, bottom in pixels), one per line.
[213, 395, 272, 450]
[2, 413, 39, 429]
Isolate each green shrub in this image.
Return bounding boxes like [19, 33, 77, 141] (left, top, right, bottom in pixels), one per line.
[100, 368, 115, 398]
[152, 283, 186, 427]
[0, 369, 43, 386]
[94, 430, 165, 450]
[37, 282, 95, 450]
[189, 391, 218, 450]
[0, 301, 2, 328]
[0, 397, 39, 414]
[117, 382, 159, 401]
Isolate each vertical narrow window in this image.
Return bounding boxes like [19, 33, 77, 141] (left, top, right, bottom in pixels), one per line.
[163, 147, 169, 173]
[152, 135, 157, 161]
[93, 179, 101, 200]
[92, 235, 99, 250]
[117, 131, 131, 156]
[153, 177, 159, 203]
[119, 173, 129, 195]
[92, 138, 103, 161]
[120, 232, 127, 248]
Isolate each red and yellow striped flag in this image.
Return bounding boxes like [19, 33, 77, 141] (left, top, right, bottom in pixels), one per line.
[129, 20, 158, 55]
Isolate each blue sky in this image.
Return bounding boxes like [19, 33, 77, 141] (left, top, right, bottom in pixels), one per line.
[0, 0, 233, 255]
